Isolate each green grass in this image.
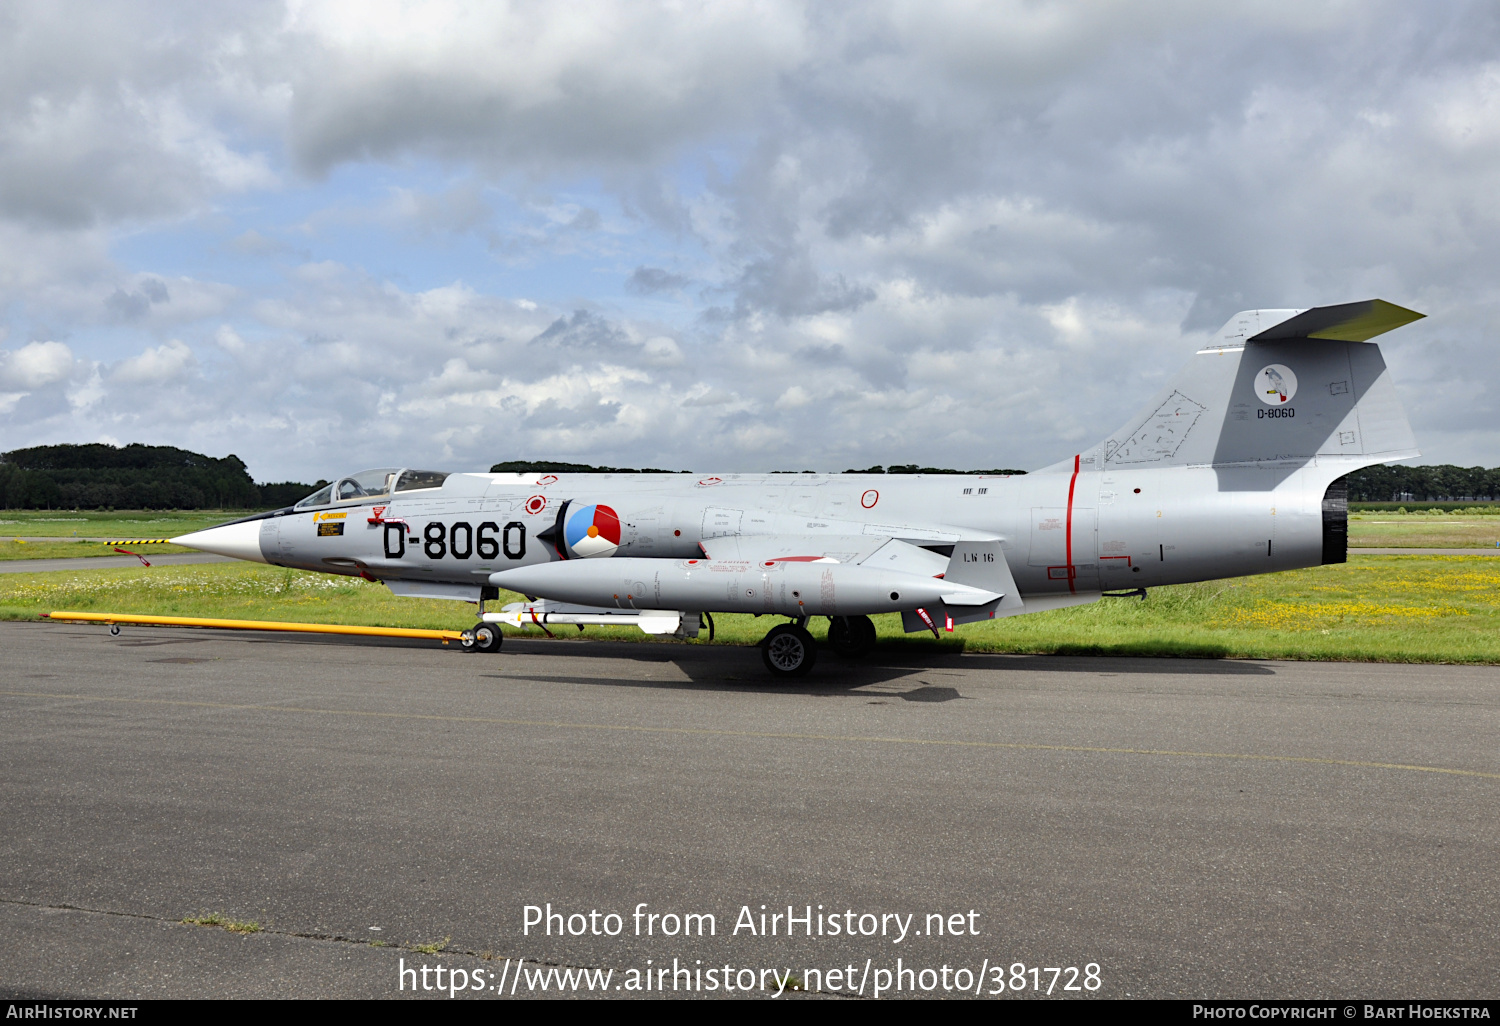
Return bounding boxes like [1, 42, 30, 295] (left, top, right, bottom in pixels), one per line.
[0, 539, 194, 560]
[0, 562, 466, 628]
[5, 555, 1499, 663]
[0, 509, 253, 538]
[182, 913, 262, 934]
[1349, 514, 1500, 549]
[945, 556, 1500, 663]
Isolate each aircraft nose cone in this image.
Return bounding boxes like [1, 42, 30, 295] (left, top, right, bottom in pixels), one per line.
[172, 521, 268, 563]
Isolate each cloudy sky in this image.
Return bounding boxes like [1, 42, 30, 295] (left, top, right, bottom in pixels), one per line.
[1, 1, 1497, 483]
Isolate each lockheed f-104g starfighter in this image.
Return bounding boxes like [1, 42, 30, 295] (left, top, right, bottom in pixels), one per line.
[174, 300, 1424, 677]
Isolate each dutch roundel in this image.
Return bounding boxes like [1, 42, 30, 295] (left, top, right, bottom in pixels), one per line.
[564, 504, 622, 558]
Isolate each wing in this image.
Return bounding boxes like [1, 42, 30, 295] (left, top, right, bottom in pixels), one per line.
[699, 534, 950, 578]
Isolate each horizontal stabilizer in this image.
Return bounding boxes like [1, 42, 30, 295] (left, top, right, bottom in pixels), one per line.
[1248, 299, 1424, 343]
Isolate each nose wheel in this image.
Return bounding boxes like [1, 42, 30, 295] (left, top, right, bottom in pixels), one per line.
[462, 623, 504, 653]
[761, 623, 817, 677]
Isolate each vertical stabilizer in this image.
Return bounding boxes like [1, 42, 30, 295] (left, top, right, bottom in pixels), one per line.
[1059, 300, 1422, 479]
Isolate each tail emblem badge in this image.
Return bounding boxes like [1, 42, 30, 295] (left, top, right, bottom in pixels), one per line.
[1254, 364, 1297, 405]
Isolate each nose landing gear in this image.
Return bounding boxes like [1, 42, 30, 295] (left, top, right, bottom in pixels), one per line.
[461, 622, 503, 653]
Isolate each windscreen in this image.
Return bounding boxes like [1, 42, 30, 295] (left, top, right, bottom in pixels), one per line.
[293, 484, 334, 509]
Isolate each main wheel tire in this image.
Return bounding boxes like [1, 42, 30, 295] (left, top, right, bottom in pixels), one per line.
[827, 615, 878, 658]
[849, 613, 877, 654]
[761, 623, 817, 677]
[827, 615, 876, 657]
[472, 623, 503, 653]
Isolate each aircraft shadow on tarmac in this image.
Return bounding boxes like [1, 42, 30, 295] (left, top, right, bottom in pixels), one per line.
[479, 660, 978, 700]
[469, 637, 1278, 699]
[86, 624, 1276, 701]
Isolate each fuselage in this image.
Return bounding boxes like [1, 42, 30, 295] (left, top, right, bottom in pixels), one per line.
[207, 460, 1343, 609]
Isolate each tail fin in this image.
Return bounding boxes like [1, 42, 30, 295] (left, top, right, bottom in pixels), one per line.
[1057, 300, 1422, 479]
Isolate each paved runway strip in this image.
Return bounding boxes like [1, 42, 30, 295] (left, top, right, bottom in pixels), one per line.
[0, 552, 233, 573]
[1, 621, 1496, 999]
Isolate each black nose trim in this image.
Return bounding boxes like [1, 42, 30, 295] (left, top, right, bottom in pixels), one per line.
[536, 499, 571, 557]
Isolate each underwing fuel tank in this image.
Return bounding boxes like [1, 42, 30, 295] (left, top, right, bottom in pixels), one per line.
[489, 557, 1001, 618]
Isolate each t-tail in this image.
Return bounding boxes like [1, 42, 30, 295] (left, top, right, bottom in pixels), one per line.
[1038, 300, 1423, 591]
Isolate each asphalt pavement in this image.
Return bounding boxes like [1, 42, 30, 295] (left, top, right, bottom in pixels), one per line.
[0, 553, 233, 573]
[1, 621, 1496, 1000]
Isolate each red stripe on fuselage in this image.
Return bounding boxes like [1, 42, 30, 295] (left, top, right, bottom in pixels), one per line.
[1065, 454, 1080, 595]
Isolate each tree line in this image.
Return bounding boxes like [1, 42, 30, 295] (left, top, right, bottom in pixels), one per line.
[1343, 463, 1500, 502]
[0, 444, 318, 510]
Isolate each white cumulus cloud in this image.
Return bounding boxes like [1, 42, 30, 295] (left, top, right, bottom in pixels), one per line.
[0, 340, 76, 388]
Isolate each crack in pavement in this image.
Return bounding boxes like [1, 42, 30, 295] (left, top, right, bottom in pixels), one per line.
[1, 896, 849, 998]
[0, 895, 520, 962]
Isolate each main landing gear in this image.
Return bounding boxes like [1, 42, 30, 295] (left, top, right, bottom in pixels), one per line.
[826, 615, 877, 659]
[761, 622, 818, 677]
[759, 614, 878, 678]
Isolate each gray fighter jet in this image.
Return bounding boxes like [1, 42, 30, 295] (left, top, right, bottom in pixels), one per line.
[175, 299, 1423, 676]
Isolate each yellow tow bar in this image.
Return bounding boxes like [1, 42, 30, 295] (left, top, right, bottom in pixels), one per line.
[47, 611, 464, 644]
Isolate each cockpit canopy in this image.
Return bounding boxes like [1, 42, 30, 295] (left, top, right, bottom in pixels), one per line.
[292, 467, 451, 510]
[393, 469, 450, 493]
